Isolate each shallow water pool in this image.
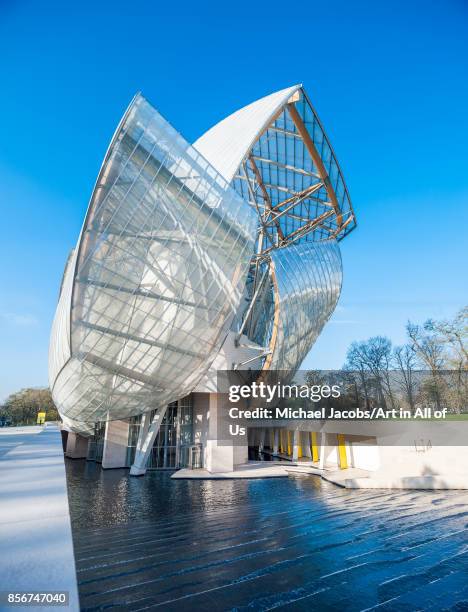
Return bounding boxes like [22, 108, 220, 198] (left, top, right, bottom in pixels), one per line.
[66, 460, 468, 611]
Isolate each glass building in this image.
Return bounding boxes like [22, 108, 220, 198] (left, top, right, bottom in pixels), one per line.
[50, 84, 356, 475]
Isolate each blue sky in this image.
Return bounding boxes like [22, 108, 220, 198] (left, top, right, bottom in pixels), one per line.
[0, 0, 467, 400]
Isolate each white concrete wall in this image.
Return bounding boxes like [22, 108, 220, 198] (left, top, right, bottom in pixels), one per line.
[322, 420, 468, 486]
[234, 442, 248, 465]
[201, 393, 249, 473]
[65, 432, 88, 459]
[346, 436, 380, 471]
[319, 432, 339, 468]
[102, 419, 129, 469]
[0, 425, 80, 610]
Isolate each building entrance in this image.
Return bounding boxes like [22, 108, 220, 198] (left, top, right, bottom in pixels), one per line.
[126, 396, 196, 470]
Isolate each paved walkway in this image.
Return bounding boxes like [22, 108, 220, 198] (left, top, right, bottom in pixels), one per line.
[0, 424, 79, 611]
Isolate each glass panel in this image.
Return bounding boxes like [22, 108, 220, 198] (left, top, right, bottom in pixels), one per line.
[51, 95, 257, 424]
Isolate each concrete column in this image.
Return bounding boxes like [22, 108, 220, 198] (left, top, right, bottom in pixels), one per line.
[65, 432, 88, 459]
[269, 428, 275, 450]
[102, 419, 130, 469]
[205, 393, 248, 473]
[292, 430, 300, 461]
[259, 428, 266, 452]
[273, 428, 279, 454]
[319, 432, 327, 469]
[303, 431, 312, 459]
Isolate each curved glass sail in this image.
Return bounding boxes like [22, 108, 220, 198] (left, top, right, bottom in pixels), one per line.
[195, 85, 354, 378]
[266, 239, 342, 374]
[195, 86, 356, 254]
[49, 94, 257, 424]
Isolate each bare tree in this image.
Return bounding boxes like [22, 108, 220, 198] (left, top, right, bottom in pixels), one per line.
[407, 320, 447, 410]
[352, 337, 395, 410]
[426, 306, 467, 367]
[393, 344, 417, 412]
[425, 307, 467, 412]
[366, 336, 396, 410]
[344, 341, 372, 409]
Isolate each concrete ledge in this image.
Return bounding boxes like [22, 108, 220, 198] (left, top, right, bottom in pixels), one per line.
[0, 424, 80, 611]
[284, 465, 323, 476]
[343, 475, 468, 490]
[174, 459, 468, 490]
[172, 462, 289, 479]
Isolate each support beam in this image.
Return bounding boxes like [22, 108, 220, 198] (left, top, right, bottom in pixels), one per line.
[329, 214, 355, 239]
[259, 428, 266, 453]
[262, 260, 280, 371]
[77, 277, 202, 308]
[130, 407, 167, 476]
[260, 209, 335, 259]
[292, 430, 300, 461]
[241, 162, 277, 249]
[248, 156, 285, 241]
[337, 433, 348, 469]
[303, 432, 312, 459]
[273, 429, 279, 454]
[79, 320, 200, 358]
[235, 268, 269, 342]
[250, 155, 320, 179]
[287, 103, 343, 226]
[270, 181, 325, 211]
[319, 432, 327, 470]
[311, 431, 319, 462]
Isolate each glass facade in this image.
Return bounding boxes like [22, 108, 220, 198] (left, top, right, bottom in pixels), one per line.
[49, 86, 356, 447]
[223, 88, 351, 373]
[86, 421, 106, 462]
[125, 395, 196, 470]
[50, 94, 257, 425]
[268, 240, 342, 373]
[229, 88, 355, 253]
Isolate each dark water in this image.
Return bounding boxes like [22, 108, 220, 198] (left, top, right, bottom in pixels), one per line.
[66, 460, 468, 611]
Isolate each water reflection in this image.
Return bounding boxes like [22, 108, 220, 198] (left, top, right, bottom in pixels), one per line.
[66, 460, 468, 611]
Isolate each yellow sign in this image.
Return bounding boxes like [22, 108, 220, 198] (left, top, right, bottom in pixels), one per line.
[37, 412, 46, 425]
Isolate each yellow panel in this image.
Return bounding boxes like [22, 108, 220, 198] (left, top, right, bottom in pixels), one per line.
[287, 431, 292, 456]
[311, 432, 319, 462]
[337, 434, 348, 469]
[297, 433, 302, 459]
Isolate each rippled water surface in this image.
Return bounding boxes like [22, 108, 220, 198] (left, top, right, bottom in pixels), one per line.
[66, 460, 468, 611]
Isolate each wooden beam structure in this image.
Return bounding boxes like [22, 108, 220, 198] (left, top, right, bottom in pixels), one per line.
[286, 102, 343, 227]
[271, 181, 325, 211]
[250, 156, 320, 179]
[248, 155, 285, 241]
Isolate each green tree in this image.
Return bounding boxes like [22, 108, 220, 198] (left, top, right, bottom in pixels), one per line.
[0, 388, 58, 426]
